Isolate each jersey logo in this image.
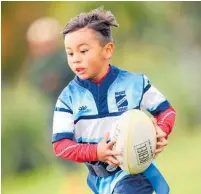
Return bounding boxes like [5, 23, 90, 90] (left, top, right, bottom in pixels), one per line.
[78, 106, 88, 112]
[115, 91, 128, 112]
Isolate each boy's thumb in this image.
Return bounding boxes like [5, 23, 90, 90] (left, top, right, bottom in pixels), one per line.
[103, 132, 110, 142]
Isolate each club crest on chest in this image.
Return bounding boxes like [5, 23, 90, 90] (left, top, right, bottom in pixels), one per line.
[115, 91, 128, 112]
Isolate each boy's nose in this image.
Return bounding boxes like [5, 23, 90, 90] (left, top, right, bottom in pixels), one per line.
[72, 53, 81, 64]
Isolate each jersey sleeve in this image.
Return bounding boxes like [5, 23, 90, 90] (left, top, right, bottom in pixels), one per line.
[154, 106, 176, 138]
[140, 75, 176, 137]
[52, 88, 74, 143]
[52, 86, 98, 162]
[140, 75, 170, 116]
[53, 139, 98, 162]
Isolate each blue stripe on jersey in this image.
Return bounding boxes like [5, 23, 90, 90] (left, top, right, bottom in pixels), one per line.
[74, 108, 139, 124]
[76, 137, 103, 143]
[139, 74, 145, 107]
[144, 83, 151, 93]
[55, 107, 73, 114]
[144, 163, 170, 194]
[59, 98, 72, 112]
[150, 100, 170, 116]
[52, 132, 74, 143]
[74, 111, 124, 124]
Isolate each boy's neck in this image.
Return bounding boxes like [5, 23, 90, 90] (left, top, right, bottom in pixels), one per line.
[90, 66, 110, 85]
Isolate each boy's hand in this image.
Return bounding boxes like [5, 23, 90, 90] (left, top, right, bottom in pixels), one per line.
[152, 118, 168, 158]
[97, 132, 121, 166]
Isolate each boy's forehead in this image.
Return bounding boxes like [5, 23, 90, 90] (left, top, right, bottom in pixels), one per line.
[64, 28, 100, 48]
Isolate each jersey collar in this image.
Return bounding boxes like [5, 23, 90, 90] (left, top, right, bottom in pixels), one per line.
[74, 65, 120, 90]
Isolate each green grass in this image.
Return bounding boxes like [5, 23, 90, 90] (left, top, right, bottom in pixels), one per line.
[156, 129, 201, 194]
[2, 166, 65, 194]
[2, 129, 201, 194]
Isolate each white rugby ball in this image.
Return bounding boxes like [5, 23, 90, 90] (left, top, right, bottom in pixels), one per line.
[111, 109, 156, 174]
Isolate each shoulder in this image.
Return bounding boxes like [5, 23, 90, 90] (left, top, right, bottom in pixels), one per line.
[59, 78, 88, 100]
[58, 80, 77, 100]
[113, 67, 152, 91]
[116, 67, 145, 82]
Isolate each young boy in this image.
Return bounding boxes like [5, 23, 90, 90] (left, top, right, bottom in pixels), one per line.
[52, 7, 176, 194]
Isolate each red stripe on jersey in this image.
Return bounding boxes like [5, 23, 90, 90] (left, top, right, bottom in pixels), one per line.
[53, 139, 98, 162]
[154, 106, 176, 138]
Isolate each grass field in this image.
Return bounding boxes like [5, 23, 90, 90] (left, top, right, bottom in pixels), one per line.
[2, 129, 201, 194]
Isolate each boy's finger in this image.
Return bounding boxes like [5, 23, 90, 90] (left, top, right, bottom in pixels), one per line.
[151, 117, 156, 123]
[107, 156, 121, 166]
[106, 149, 121, 156]
[110, 150, 122, 156]
[157, 140, 168, 146]
[156, 133, 166, 138]
[155, 147, 164, 153]
[156, 138, 168, 146]
[106, 160, 118, 167]
[103, 132, 110, 142]
[107, 140, 116, 149]
[151, 117, 157, 126]
[159, 137, 168, 143]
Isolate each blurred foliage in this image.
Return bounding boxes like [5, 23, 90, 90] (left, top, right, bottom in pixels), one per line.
[1, 83, 54, 178]
[1, 1, 201, 193]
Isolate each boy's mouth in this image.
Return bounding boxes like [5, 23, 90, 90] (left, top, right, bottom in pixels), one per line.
[76, 68, 86, 75]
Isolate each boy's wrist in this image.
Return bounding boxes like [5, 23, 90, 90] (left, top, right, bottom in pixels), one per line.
[157, 124, 168, 138]
[89, 143, 98, 161]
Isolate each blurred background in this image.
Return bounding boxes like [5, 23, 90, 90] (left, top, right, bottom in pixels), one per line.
[1, 1, 201, 194]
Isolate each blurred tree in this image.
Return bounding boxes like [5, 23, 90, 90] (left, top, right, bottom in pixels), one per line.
[1, 2, 49, 83]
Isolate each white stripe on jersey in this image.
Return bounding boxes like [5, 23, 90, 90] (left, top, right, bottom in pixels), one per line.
[53, 111, 74, 134]
[74, 116, 120, 143]
[141, 85, 166, 111]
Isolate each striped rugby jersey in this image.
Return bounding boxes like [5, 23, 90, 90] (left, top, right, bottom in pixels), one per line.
[52, 65, 171, 194]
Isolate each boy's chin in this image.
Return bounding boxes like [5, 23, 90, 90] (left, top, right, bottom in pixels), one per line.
[77, 74, 90, 80]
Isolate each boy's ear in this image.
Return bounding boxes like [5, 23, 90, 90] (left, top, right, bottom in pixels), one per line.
[103, 42, 114, 60]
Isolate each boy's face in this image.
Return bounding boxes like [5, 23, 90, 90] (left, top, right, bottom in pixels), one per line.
[64, 27, 113, 81]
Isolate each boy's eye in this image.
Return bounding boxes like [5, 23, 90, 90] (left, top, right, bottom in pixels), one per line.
[80, 50, 88, 54]
[67, 53, 73, 56]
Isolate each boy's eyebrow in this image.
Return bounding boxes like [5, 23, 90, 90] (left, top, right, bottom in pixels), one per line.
[66, 43, 89, 49]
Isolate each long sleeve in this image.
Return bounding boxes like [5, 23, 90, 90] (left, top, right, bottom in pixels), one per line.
[140, 75, 176, 137]
[154, 106, 176, 138]
[52, 92, 98, 162]
[53, 139, 98, 162]
[52, 98, 74, 142]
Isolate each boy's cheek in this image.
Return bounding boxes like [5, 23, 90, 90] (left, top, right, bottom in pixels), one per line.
[68, 63, 75, 71]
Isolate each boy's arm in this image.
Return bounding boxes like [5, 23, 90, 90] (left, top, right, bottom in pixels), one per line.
[53, 133, 121, 166]
[154, 106, 176, 138]
[53, 96, 120, 165]
[53, 139, 98, 162]
[140, 75, 176, 138]
[52, 97, 98, 162]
